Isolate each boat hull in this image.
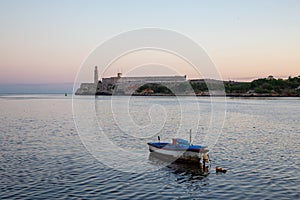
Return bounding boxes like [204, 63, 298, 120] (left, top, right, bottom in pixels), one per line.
[147, 143, 208, 163]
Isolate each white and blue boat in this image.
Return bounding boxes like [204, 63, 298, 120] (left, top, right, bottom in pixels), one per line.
[147, 137, 209, 163]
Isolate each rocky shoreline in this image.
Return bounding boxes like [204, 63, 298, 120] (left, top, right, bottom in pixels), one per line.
[91, 92, 300, 97]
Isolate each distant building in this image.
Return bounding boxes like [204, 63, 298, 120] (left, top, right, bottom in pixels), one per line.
[94, 66, 98, 84]
[75, 66, 187, 95]
[75, 82, 97, 95]
[75, 66, 98, 95]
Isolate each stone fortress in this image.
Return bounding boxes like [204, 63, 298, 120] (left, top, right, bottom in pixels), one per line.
[75, 66, 189, 95]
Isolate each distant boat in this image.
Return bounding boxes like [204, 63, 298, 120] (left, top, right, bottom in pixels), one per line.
[147, 138, 209, 163]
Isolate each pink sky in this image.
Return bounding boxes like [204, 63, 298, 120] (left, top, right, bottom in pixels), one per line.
[0, 1, 299, 84]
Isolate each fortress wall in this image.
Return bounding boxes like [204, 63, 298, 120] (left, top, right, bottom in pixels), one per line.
[76, 72, 188, 95]
[75, 83, 97, 95]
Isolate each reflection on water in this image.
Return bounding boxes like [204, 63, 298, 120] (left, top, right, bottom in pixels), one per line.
[148, 152, 210, 178]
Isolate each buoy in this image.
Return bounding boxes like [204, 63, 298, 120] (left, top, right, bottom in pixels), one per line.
[216, 166, 227, 173]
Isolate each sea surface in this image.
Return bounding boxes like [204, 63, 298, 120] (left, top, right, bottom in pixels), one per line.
[0, 94, 299, 199]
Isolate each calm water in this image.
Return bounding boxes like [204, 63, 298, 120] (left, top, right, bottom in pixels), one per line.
[0, 95, 299, 199]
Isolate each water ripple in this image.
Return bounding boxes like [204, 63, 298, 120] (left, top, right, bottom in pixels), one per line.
[0, 96, 299, 199]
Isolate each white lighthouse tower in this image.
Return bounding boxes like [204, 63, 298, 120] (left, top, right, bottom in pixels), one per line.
[94, 66, 98, 85]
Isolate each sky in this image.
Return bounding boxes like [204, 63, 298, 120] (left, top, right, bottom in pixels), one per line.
[0, 0, 299, 84]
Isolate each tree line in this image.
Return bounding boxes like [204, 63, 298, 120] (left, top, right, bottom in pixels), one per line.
[135, 76, 300, 96]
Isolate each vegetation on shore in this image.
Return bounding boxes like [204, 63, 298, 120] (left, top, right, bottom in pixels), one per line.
[136, 83, 174, 94]
[227, 75, 300, 96]
[136, 76, 300, 96]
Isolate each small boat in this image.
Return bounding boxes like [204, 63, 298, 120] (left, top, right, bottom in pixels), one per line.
[147, 137, 209, 163]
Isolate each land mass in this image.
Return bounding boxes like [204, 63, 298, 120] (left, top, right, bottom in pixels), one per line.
[192, 75, 300, 97]
[134, 75, 300, 97]
[76, 74, 300, 97]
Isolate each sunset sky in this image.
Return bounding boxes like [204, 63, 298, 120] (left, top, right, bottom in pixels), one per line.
[0, 0, 299, 84]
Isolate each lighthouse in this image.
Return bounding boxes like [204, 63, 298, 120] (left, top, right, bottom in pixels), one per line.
[94, 66, 98, 84]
